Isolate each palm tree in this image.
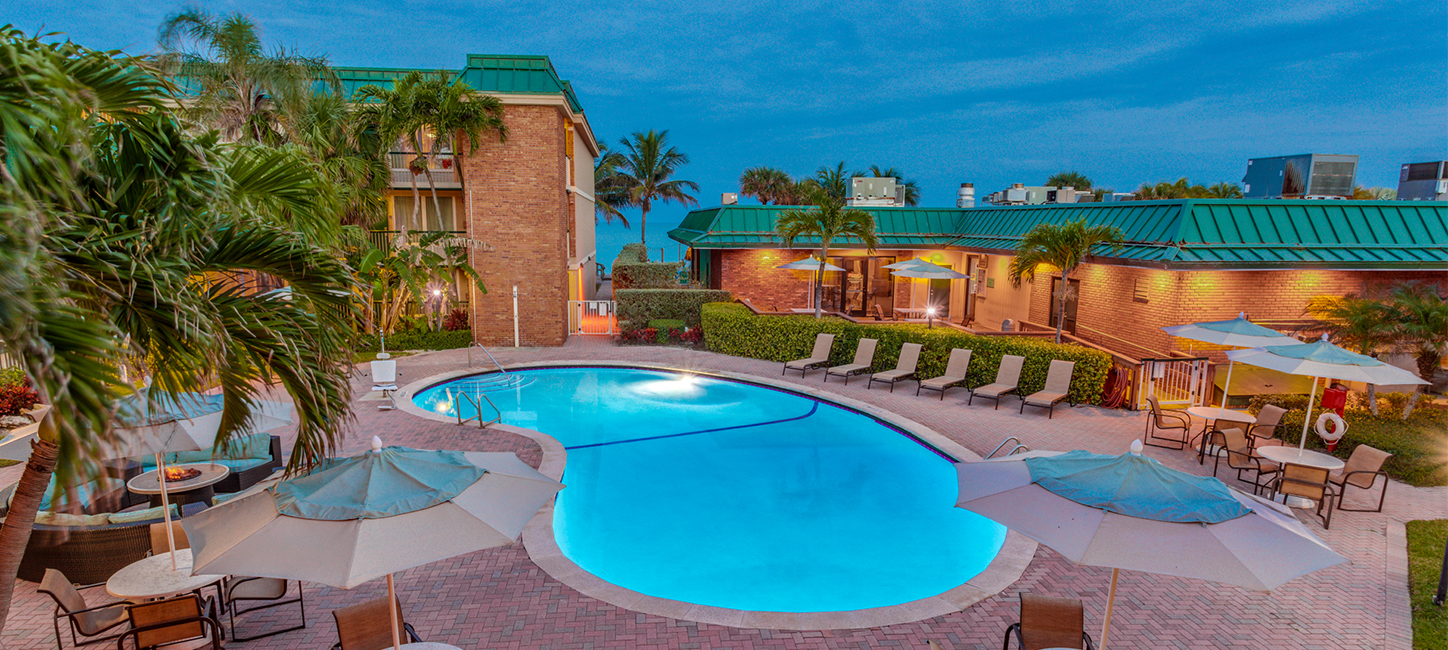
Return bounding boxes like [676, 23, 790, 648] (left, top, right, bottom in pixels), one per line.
[1007, 218, 1125, 343]
[288, 93, 390, 229]
[1046, 171, 1092, 191]
[0, 30, 358, 627]
[1137, 178, 1208, 200]
[1351, 186, 1376, 200]
[867, 165, 920, 206]
[157, 8, 339, 143]
[354, 73, 426, 239]
[615, 130, 699, 244]
[1204, 181, 1243, 198]
[775, 186, 879, 319]
[411, 71, 507, 228]
[594, 143, 630, 226]
[807, 161, 856, 203]
[1387, 283, 1448, 419]
[1305, 293, 1395, 415]
[739, 166, 795, 205]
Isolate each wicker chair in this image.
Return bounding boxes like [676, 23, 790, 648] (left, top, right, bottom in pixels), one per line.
[118, 593, 222, 650]
[331, 596, 422, 650]
[1143, 396, 1192, 450]
[1003, 593, 1095, 650]
[1207, 428, 1279, 494]
[1330, 445, 1392, 513]
[37, 569, 129, 650]
[1268, 463, 1338, 529]
[1247, 405, 1288, 448]
[212, 435, 284, 494]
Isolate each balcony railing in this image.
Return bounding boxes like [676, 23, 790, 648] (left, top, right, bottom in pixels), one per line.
[368, 230, 465, 250]
[389, 152, 459, 188]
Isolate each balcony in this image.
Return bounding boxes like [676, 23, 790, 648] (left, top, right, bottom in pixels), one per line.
[389, 152, 460, 189]
[368, 230, 468, 261]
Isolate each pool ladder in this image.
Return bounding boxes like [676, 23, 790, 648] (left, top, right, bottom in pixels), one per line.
[985, 436, 1031, 459]
[448, 386, 502, 429]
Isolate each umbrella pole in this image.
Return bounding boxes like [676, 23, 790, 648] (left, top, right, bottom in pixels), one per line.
[1220, 360, 1236, 408]
[1299, 377, 1320, 452]
[387, 573, 402, 650]
[156, 452, 178, 571]
[1100, 567, 1119, 649]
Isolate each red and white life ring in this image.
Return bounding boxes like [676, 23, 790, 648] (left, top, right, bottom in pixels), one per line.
[1315, 412, 1347, 443]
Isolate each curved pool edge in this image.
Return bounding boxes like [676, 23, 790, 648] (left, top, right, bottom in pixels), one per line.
[394, 360, 1037, 630]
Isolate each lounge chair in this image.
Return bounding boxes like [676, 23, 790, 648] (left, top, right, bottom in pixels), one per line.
[1330, 444, 1391, 512]
[917, 348, 972, 400]
[1003, 592, 1095, 650]
[824, 338, 878, 385]
[783, 333, 835, 377]
[968, 354, 1024, 409]
[867, 343, 922, 391]
[1019, 359, 1076, 418]
[1143, 395, 1191, 450]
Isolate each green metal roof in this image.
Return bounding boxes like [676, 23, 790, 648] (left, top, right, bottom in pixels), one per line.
[334, 54, 584, 113]
[668, 200, 1448, 270]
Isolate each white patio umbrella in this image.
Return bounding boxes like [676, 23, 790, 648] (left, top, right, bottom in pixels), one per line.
[775, 258, 844, 310]
[1162, 313, 1302, 409]
[183, 437, 563, 650]
[1226, 335, 1428, 453]
[956, 443, 1347, 649]
[890, 260, 968, 327]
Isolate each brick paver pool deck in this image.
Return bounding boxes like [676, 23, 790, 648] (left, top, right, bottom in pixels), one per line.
[3, 337, 1441, 649]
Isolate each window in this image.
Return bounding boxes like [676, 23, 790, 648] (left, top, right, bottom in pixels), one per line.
[392, 196, 456, 231]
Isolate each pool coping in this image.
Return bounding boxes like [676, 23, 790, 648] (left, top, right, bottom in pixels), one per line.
[394, 360, 1037, 631]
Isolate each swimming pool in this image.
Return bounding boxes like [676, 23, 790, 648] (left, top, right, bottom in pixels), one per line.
[413, 366, 1005, 613]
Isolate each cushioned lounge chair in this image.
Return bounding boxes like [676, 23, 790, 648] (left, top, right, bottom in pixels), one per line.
[824, 338, 878, 385]
[968, 354, 1024, 409]
[1019, 359, 1076, 418]
[783, 333, 835, 377]
[917, 348, 972, 400]
[867, 343, 921, 392]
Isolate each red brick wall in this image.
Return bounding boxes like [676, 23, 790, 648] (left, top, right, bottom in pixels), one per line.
[458, 105, 569, 346]
[719, 249, 917, 312]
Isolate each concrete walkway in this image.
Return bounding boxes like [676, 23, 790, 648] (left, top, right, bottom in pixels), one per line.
[2, 336, 1441, 649]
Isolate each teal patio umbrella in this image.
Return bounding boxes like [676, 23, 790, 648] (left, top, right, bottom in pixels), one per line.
[1162, 313, 1303, 408]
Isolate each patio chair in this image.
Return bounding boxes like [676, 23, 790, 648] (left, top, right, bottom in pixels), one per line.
[1267, 463, 1337, 529]
[867, 343, 922, 392]
[1206, 428, 1279, 494]
[917, 348, 973, 400]
[1142, 396, 1192, 450]
[148, 521, 188, 556]
[824, 338, 878, 385]
[1002, 592, 1095, 650]
[1330, 444, 1392, 513]
[225, 577, 307, 642]
[117, 593, 222, 650]
[331, 596, 423, 650]
[1246, 405, 1288, 448]
[37, 568, 129, 650]
[783, 333, 835, 377]
[968, 354, 1024, 409]
[871, 304, 892, 321]
[370, 357, 398, 411]
[1019, 360, 1076, 418]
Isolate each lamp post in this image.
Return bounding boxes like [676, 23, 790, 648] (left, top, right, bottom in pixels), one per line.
[926, 306, 937, 329]
[1436, 537, 1447, 606]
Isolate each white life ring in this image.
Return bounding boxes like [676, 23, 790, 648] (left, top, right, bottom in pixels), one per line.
[1315, 412, 1347, 443]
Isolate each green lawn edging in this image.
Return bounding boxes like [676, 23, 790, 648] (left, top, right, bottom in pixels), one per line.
[1407, 520, 1447, 650]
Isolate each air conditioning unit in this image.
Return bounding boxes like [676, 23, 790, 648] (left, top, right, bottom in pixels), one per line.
[1436, 180, 1448, 193]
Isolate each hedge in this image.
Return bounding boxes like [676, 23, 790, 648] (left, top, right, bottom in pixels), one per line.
[613, 243, 683, 289]
[617, 289, 733, 333]
[1246, 394, 1448, 487]
[701, 302, 1112, 405]
[360, 329, 472, 353]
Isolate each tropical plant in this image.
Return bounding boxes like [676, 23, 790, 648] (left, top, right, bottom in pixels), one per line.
[1205, 181, 1243, 198]
[1305, 292, 1396, 415]
[411, 71, 507, 227]
[867, 165, 920, 206]
[356, 232, 486, 334]
[157, 8, 339, 143]
[614, 130, 699, 244]
[1046, 171, 1092, 191]
[1388, 283, 1448, 418]
[1136, 178, 1209, 200]
[739, 166, 797, 205]
[806, 161, 857, 204]
[1352, 186, 1398, 200]
[287, 92, 389, 229]
[1007, 218, 1125, 343]
[775, 186, 879, 319]
[1351, 186, 1375, 200]
[353, 73, 426, 239]
[594, 143, 630, 226]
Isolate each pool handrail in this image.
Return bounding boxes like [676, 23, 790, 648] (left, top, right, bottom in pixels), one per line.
[985, 436, 1032, 459]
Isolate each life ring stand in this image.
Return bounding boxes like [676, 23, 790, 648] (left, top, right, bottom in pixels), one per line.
[1315, 412, 1347, 445]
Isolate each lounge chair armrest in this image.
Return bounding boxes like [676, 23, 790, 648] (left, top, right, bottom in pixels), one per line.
[60, 601, 129, 618]
[1341, 469, 1388, 487]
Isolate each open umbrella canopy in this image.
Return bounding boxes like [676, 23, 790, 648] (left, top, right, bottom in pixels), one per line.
[1025, 450, 1250, 524]
[107, 390, 293, 459]
[775, 258, 845, 272]
[889, 259, 968, 280]
[1162, 313, 1303, 349]
[1226, 336, 1429, 386]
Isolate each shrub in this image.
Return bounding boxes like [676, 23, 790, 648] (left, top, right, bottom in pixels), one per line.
[0, 381, 41, 417]
[360, 329, 472, 353]
[1246, 394, 1448, 486]
[613, 243, 684, 289]
[443, 308, 469, 331]
[616, 289, 732, 333]
[0, 367, 25, 389]
[700, 302, 1112, 404]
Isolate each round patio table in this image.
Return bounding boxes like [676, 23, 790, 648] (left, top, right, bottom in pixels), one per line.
[399, 644, 463, 650]
[1255, 446, 1345, 508]
[127, 462, 230, 508]
[106, 550, 226, 602]
[1186, 406, 1254, 464]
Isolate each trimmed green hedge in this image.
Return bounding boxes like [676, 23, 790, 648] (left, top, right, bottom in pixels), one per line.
[1247, 395, 1447, 487]
[360, 329, 472, 353]
[617, 289, 733, 333]
[701, 302, 1112, 404]
[613, 243, 683, 289]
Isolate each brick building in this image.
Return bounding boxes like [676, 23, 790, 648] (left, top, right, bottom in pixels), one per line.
[669, 200, 1448, 361]
[338, 56, 600, 347]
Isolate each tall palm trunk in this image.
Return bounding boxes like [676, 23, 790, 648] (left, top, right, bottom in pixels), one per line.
[0, 409, 59, 630]
[640, 200, 650, 244]
[814, 245, 827, 320]
[401, 171, 421, 247]
[1054, 268, 1071, 344]
[1367, 383, 1379, 417]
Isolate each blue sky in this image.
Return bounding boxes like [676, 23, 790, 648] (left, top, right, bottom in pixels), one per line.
[12, 0, 1446, 268]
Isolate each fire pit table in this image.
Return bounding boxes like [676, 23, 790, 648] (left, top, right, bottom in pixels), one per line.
[127, 462, 231, 509]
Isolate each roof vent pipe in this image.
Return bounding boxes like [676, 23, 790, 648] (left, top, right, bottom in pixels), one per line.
[957, 183, 975, 208]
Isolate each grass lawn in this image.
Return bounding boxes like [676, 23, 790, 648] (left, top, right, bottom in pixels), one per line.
[1407, 520, 1448, 650]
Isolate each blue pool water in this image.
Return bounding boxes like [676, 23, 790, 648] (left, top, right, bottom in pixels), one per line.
[413, 367, 1005, 612]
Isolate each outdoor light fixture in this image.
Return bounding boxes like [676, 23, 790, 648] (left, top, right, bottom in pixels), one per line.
[926, 306, 937, 329]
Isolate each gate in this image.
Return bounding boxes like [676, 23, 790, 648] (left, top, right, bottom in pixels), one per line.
[1133, 357, 1210, 410]
[568, 300, 616, 335]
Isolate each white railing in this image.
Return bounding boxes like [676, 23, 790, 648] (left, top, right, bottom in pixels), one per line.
[1134, 357, 1210, 410]
[568, 300, 616, 335]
